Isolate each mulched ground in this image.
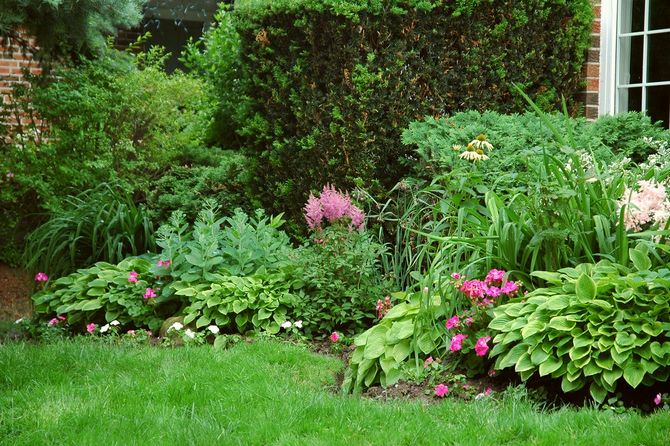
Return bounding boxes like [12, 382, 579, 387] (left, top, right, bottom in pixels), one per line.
[0, 263, 33, 321]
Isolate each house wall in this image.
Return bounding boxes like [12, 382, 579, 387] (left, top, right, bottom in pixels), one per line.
[580, 0, 602, 119]
[0, 32, 41, 130]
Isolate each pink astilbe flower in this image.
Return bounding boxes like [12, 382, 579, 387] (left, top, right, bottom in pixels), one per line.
[434, 383, 449, 398]
[34, 272, 49, 282]
[320, 184, 352, 222]
[446, 315, 460, 330]
[348, 205, 365, 231]
[475, 336, 491, 357]
[619, 180, 670, 231]
[304, 193, 324, 229]
[128, 271, 138, 283]
[450, 334, 467, 352]
[143, 288, 157, 299]
[86, 323, 96, 333]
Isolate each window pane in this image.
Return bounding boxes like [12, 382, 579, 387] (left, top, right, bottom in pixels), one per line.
[647, 85, 670, 128]
[620, 0, 646, 33]
[647, 32, 670, 82]
[618, 36, 644, 85]
[619, 87, 643, 113]
[649, 0, 670, 30]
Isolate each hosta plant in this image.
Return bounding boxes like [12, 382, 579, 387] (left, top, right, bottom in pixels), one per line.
[179, 271, 301, 335]
[32, 256, 166, 331]
[489, 245, 670, 403]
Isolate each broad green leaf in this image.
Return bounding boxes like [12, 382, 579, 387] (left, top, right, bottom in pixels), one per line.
[386, 319, 414, 343]
[392, 339, 411, 363]
[589, 382, 607, 403]
[515, 353, 535, 373]
[594, 354, 614, 370]
[183, 313, 197, 325]
[543, 295, 571, 311]
[87, 279, 107, 287]
[575, 273, 596, 301]
[383, 367, 402, 387]
[213, 335, 228, 350]
[499, 344, 528, 369]
[530, 348, 549, 365]
[548, 316, 575, 331]
[364, 326, 388, 359]
[530, 270, 562, 285]
[602, 367, 623, 387]
[81, 299, 102, 311]
[582, 361, 600, 376]
[623, 363, 645, 388]
[86, 287, 105, 297]
[538, 356, 562, 376]
[235, 312, 248, 329]
[196, 315, 210, 328]
[615, 332, 636, 347]
[569, 346, 591, 361]
[489, 314, 513, 331]
[629, 247, 652, 271]
[416, 332, 437, 354]
[562, 376, 584, 393]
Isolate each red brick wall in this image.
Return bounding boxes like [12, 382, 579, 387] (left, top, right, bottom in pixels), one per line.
[580, 1, 602, 119]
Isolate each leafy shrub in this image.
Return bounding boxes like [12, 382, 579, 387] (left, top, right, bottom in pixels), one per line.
[179, 271, 300, 334]
[32, 256, 166, 331]
[194, 0, 592, 220]
[24, 184, 155, 277]
[489, 246, 670, 404]
[294, 225, 390, 336]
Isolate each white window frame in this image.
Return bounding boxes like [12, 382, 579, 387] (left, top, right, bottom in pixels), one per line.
[600, 0, 670, 117]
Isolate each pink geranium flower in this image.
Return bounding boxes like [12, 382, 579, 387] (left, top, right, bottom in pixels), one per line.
[143, 288, 157, 299]
[501, 281, 519, 296]
[446, 315, 460, 330]
[434, 383, 449, 398]
[86, 323, 96, 333]
[485, 269, 506, 284]
[450, 334, 467, 352]
[329, 332, 340, 343]
[34, 272, 49, 282]
[475, 336, 491, 357]
[128, 271, 138, 283]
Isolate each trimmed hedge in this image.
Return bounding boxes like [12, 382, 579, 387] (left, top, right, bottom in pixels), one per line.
[207, 0, 593, 219]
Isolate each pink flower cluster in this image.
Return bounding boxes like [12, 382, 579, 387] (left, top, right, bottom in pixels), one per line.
[450, 334, 467, 352]
[475, 336, 491, 357]
[376, 296, 392, 319]
[144, 288, 157, 299]
[128, 271, 138, 283]
[619, 180, 670, 231]
[48, 315, 66, 326]
[304, 185, 365, 231]
[434, 383, 449, 398]
[34, 272, 49, 282]
[459, 269, 519, 306]
[157, 259, 172, 267]
[329, 331, 340, 343]
[86, 323, 96, 333]
[654, 393, 662, 406]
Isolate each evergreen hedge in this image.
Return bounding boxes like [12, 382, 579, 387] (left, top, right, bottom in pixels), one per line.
[215, 0, 593, 219]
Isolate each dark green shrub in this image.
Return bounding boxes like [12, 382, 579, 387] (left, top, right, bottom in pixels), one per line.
[196, 0, 592, 219]
[489, 246, 670, 404]
[24, 184, 155, 277]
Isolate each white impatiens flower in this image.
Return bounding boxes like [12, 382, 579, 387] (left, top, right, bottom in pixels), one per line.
[100, 324, 110, 333]
[110, 320, 120, 326]
[294, 320, 303, 329]
[207, 325, 220, 334]
[184, 329, 195, 339]
[168, 322, 184, 332]
[281, 321, 292, 329]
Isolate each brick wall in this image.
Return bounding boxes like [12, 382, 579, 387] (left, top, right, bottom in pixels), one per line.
[579, 0, 602, 119]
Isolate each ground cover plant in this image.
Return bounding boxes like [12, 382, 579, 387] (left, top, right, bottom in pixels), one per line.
[2, 338, 670, 446]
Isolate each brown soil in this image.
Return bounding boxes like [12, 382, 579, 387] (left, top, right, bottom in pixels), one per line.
[0, 263, 33, 321]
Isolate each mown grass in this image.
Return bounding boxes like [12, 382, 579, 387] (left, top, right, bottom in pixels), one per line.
[1, 338, 668, 446]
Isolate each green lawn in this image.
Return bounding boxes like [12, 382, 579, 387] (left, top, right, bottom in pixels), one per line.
[1, 338, 668, 446]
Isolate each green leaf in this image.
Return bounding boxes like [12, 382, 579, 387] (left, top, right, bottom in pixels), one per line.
[623, 363, 645, 388]
[86, 287, 105, 297]
[81, 299, 102, 311]
[515, 353, 535, 373]
[547, 316, 575, 331]
[629, 247, 652, 271]
[538, 356, 562, 376]
[575, 273, 596, 301]
[499, 344, 528, 369]
[602, 367, 623, 387]
[386, 319, 414, 343]
[183, 313, 197, 325]
[615, 332, 636, 348]
[363, 325, 388, 359]
[589, 382, 607, 403]
[530, 348, 549, 365]
[213, 335, 228, 350]
[416, 332, 437, 354]
[196, 315, 210, 328]
[235, 312, 248, 329]
[543, 294, 571, 311]
[489, 314, 513, 331]
[392, 339, 411, 363]
[562, 375, 584, 393]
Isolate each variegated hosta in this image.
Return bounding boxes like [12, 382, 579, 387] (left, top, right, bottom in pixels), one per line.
[488, 246, 670, 403]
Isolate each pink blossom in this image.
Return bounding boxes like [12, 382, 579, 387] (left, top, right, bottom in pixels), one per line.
[460, 280, 488, 300]
[451, 272, 461, 280]
[127, 330, 136, 336]
[128, 271, 138, 283]
[654, 393, 662, 406]
[485, 269, 506, 284]
[501, 281, 519, 295]
[303, 185, 366, 231]
[450, 334, 467, 352]
[486, 286, 501, 298]
[48, 318, 59, 326]
[446, 315, 460, 330]
[320, 185, 352, 222]
[144, 288, 157, 299]
[434, 383, 449, 398]
[6, 172, 14, 178]
[424, 356, 434, 368]
[348, 205, 365, 231]
[475, 336, 491, 357]
[86, 323, 96, 333]
[34, 272, 49, 282]
[157, 260, 171, 267]
[464, 317, 474, 326]
[304, 193, 324, 229]
[485, 387, 493, 396]
[329, 331, 340, 343]
[619, 180, 670, 231]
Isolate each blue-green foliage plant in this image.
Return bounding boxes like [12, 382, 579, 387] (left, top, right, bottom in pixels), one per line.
[489, 244, 670, 404]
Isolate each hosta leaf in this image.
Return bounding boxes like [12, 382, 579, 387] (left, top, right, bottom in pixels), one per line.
[623, 363, 645, 388]
[602, 367, 623, 387]
[562, 375, 584, 393]
[196, 315, 210, 328]
[379, 356, 397, 374]
[611, 348, 631, 365]
[583, 361, 600, 377]
[629, 247, 652, 272]
[499, 344, 528, 369]
[382, 368, 402, 387]
[392, 339, 411, 363]
[575, 273, 597, 301]
[615, 332, 636, 347]
[530, 270, 563, 285]
[81, 299, 102, 311]
[642, 358, 660, 375]
[589, 382, 607, 403]
[594, 354, 613, 370]
[569, 346, 591, 361]
[548, 316, 575, 331]
[386, 319, 414, 343]
[489, 314, 513, 331]
[538, 356, 562, 376]
[515, 353, 535, 373]
[573, 333, 593, 348]
[235, 312, 248, 329]
[521, 321, 546, 338]
[416, 332, 437, 354]
[543, 294, 571, 311]
[364, 325, 389, 359]
[530, 348, 549, 365]
[502, 330, 523, 345]
[641, 322, 663, 337]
